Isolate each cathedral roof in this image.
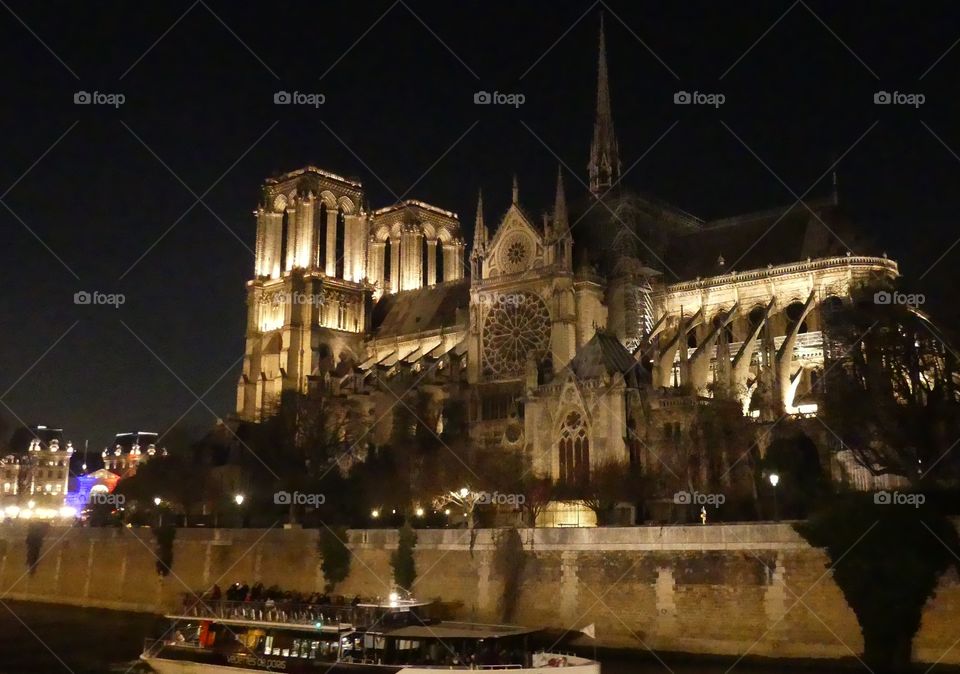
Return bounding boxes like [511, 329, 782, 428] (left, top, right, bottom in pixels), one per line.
[660, 199, 875, 281]
[567, 331, 643, 383]
[371, 280, 470, 337]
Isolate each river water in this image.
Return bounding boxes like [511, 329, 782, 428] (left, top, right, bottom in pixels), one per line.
[0, 601, 861, 674]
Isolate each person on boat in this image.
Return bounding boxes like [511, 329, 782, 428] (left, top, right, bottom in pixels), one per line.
[250, 582, 264, 601]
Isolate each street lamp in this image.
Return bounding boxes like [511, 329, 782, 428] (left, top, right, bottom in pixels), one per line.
[458, 487, 469, 498]
[371, 509, 380, 519]
[415, 507, 425, 518]
[154, 497, 163, 527]
[153, 496, 161, 507]
[769, 473, 780, 521]
[234, 493, 246, 528]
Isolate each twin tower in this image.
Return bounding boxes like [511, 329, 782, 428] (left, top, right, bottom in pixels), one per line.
[239, 166, 467, 418]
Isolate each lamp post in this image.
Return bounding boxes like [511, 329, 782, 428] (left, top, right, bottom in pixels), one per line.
[234, 494, 245, 528]
[769, 473, 780, 522]
[154, 497, 163, 527]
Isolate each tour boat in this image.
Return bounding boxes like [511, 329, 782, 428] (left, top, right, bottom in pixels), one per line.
[141, 594, 599, 674]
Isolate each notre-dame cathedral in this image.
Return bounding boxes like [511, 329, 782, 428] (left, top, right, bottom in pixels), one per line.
[236, 20, 899, 515]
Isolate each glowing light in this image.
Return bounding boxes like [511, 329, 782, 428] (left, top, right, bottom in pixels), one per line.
[154, 497, 162, 506]
[769, 473, 780, 488]
[59, 506, 77, 519]
[4, 506, 20, 518]
[234, 494, 245, 506]
[27, 500, 35, 509]
[371, 509, 380, 518]
[444, 509, 451, 516]
[458, 487, 469, 498]
[388, 591, 399, 606]
[415, 507, 425, 517]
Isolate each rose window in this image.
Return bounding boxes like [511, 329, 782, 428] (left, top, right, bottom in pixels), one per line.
[499, 233, 531, 274]
[481, 291, 551, 377]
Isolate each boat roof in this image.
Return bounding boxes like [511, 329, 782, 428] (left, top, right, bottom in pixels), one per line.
[376, 622, 539, 640]
[165, 615, 353, 634]
[356, 599, 432, 610]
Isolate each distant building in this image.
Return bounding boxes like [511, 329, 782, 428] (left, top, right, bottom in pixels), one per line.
[1, 425, 74, 518]
[101, 431, 166, 478]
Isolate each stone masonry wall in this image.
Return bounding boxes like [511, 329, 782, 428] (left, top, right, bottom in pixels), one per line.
[0, 524, 956, 664]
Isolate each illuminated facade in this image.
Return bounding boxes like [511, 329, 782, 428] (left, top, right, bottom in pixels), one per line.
[101, 431, 165, 478]
[1, 426, 74, 518]
[235, 20, 900, 501]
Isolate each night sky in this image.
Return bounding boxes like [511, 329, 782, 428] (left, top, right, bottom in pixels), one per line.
[1, 1, 959, 452]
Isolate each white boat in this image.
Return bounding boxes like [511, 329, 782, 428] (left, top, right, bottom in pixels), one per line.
[141, 595, 599, 674]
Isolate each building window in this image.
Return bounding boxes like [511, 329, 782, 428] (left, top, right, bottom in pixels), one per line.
[663, 422, 682, 448]
[558, 412, 589, 485]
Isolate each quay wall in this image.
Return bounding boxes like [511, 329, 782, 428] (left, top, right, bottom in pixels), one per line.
[0, 524, 957, 664]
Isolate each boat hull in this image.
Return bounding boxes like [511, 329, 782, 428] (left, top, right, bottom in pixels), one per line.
[141, 654, 600, 674]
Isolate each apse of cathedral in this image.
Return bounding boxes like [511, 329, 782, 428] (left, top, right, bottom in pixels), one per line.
[236, 20, 898, 494]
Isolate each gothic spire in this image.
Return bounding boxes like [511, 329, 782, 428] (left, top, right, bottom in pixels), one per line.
[553, 165, 568, 237]
[588, 14, 621, 196]
[511, 174, 519, 205]
[472, 189, 486, 252]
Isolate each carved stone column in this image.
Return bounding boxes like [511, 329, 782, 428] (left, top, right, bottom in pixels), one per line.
[369, 240, 386, 294]
[343, 215, 355, 281]
[284, 204, 298, 272]
[390, 237, 400, 293]
[426, 239, 437, 286]
[443, 241, 464, 281]
[353, 214, 369, 283]
[254, 208, 267, 276]
[325, 207, 338, 277]
[400, 228, 422, 291]
[264, 212, 283, 279]
[296, 195, 314, 269]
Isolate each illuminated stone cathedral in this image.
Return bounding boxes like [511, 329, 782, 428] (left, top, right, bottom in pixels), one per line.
[236, 20, 899, 505]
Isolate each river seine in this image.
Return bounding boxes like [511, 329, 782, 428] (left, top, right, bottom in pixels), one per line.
[0, 600, 871, 673]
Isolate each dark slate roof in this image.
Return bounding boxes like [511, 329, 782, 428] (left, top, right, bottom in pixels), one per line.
[371, 280, 470, 337]
[661, 199, 876, 281]
[568, 331, 640, 380]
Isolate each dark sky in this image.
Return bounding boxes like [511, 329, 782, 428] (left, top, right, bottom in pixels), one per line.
[1, 0, 959, 452]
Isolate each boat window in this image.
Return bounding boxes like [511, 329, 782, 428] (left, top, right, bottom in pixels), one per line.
[310, 640, 319, 659]
[263, 635, 273, 655]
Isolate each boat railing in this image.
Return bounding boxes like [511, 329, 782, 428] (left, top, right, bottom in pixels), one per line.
[177, 597, 360, 627]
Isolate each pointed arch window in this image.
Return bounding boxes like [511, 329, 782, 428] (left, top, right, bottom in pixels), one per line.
[558, 411, 589, 485]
